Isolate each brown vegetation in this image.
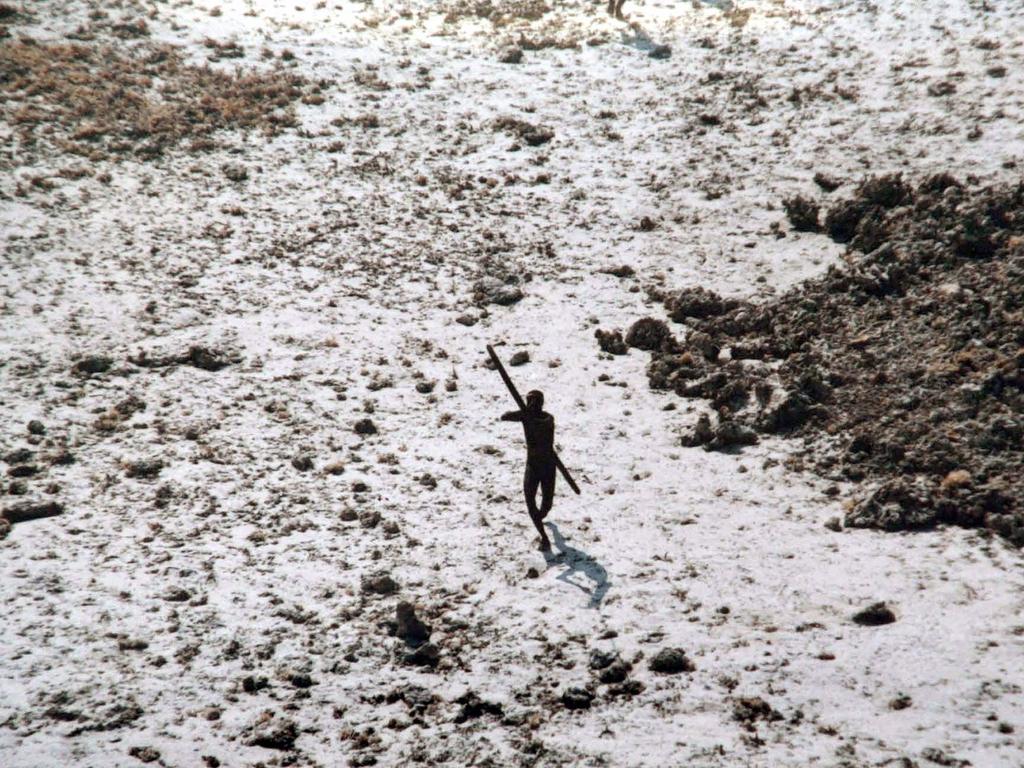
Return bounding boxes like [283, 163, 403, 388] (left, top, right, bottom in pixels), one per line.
[0, 39, 318, 161]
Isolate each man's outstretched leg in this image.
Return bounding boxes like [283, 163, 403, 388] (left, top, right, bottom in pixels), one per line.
[524, 465, 552, 550]
[538, 464, 556, 521]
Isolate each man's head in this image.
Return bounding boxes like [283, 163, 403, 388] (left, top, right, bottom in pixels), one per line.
[526, 389, 544, 412]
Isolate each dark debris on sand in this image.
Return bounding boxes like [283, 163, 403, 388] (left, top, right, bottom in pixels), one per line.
[636, 174, 1024, 546]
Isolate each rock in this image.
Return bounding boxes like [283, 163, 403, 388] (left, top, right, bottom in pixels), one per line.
[163, 586, 192, 602]
[27, 420, 45, 435]
[704, 420, 759, 451]
[497, 46, 523, 64]
[3, 448, 34, 464]
[455, 313, 478, 326]
[288, 672, 314, 688]
[625, 318, 672, 351]
[73, 355, 113, 375]
[680, 413, 714, 447]
[241, 675, 269, 693]
[648, 647, 695, 674]
[595, 329, 628, 355]
[889, 694, 913, 710]
[606, 679, 645, 697]
[2, 500, 64, 523]
[291, 454, 314, 472]
[666, 287, 736, 321]
[648, 44, 672, 60]
[561, 686, 594, 710]
[247, 717, 298, 750]
[813, 172, 842, 192]
[184, 345, 236, 371]
[124, 459, 164, 479]
[599, 264, 635, 278]
[403, 642, 440, 668]
[824, 198, 869, 243]
[474, 277, 524, 306]
[732, 696, 783, 727]
[525, 566, 539, 579]
[637, 215, 658, 231]
[783, 195, 821, 232]
[128, 746, 161, 763]
[7, 465, 39, 478]
[222, 162, 248, 182]
[852, 602, 896, 626]
[395, 601, 431, 647]
[454, 691, 502, 722]
[415, 380, 435, 394]
[588, 649, 617, 670]
[824, 517, 843, 532]
[509, 350, 530, 366]
[361, 572, 399, 595]
[598, 659, 632, 684]
[354, 418, 378, 436]
[387, 684, 436, 715]
[0, 518, 11, 540]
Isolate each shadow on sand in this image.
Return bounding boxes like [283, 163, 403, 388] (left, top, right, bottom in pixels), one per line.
[544, 522, 611, 609]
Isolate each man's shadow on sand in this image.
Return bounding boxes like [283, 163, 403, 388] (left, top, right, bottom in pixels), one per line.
[543, 523, 611, 609]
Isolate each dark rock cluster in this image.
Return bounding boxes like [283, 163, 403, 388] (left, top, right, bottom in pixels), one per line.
[636, 175, 1024, 545]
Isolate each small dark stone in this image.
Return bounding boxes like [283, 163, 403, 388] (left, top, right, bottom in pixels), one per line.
[241, 675, 269, 693]
[732, 696, 783, 726]
[222, 162, 248, 182]
[852, 602, 896, 626]
[289, 672, 314, 688]
[361, 572, 399, 595]
[509, 350, 530, 366]
[27, 420, 45, 435]
[73, 355, 113, 375]
[599, 264, 635, 278]
[403, 642, 440, 668]
[454, 691, 502, 722]
[561, 686, 594, 710]
[588, 649, 617, 670]
[354, 418, 378, 436]
[8, 465, 39, 478]
[595, 329, 628, 355]
[247, 717, 298, 750]
[415, 380, 436, 393]
[3, 448, 34, 464]
[783, 195, 821, 232]
[626, 318, 672, 351]
[163, 586, 192, 602]
[606, 679, 645, 697]
[291, 454, 314, 472]
[648, 44, 672, 60]
[184, 345, 234, 371]
[889, 694, 912, 710]
[813, 172, 842, 192]
[498, 46, 523, 64]
[648, 647, 695, 674]
[395, 601, 431, 647]
[128, 746, 161, 763]
[125, 459, 164, 479]
[598, 659, 632, 684]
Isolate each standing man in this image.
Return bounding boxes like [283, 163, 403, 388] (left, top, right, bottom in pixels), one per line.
[500, 389, 557, 551]
[607, 0, 626, 19]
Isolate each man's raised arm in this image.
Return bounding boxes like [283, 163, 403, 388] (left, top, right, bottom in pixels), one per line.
[500, 410, 525, 422]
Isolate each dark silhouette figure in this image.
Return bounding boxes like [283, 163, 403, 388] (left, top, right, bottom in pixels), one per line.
[607, 0, 626, 19]
[545, 523, 610, 609]
[500, 389, 557, 550]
